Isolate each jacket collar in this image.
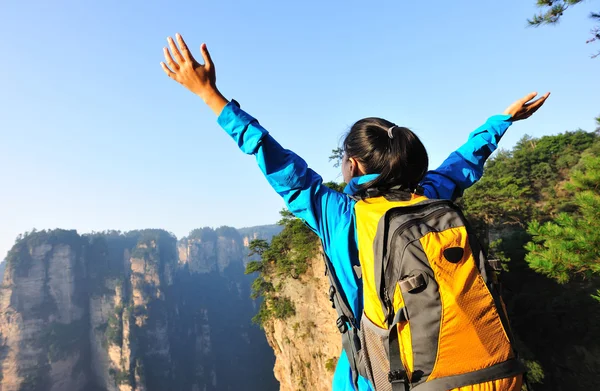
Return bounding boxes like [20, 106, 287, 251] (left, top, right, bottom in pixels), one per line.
[343, 174, 379, 195]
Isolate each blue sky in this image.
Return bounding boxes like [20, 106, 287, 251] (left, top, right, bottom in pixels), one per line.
[1, 0, 598, 261]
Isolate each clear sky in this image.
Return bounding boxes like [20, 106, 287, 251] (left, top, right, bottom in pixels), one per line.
[1, 0, 598, 261]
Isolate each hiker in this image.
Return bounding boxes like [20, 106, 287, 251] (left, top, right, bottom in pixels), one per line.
[161, 34, 549, 391]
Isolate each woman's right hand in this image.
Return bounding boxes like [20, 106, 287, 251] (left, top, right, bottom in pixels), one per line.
[503, 92, 551, 121]
[161, 33, 228, 115]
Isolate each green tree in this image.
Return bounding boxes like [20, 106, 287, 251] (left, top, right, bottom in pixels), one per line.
[525, 148, 600, 286]
[270, 296, 296, 319]
[248, 239, 269, 257]
[249, 277, 273, 299]
[245, 260, 263, 275]
[462, 131, 598, 226]
[245, 211, 316, 327]
[528, 0, 600, 58]
[324, 181, 346, 193]
[245, 239, 270, 275]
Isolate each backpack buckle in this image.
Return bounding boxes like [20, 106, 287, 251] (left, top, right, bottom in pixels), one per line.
[336, 315, 349, 333]
[329, 286, 336, 308]
[388, 370, 408, 389]
[399, 273, 426, 293]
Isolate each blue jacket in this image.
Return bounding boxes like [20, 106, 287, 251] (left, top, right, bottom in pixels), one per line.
[217, 100, 512, 391]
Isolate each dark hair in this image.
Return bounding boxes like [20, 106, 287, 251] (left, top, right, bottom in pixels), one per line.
[343, 117, 428, 197]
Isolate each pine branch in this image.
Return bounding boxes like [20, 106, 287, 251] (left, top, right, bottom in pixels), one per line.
[587, 25, 600, 58]
[528, 0, 599, 58]
[329, 147, 344, 168]
[529, 2, 570, 26]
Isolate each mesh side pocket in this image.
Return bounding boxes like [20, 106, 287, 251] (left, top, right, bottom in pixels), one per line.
[359, 314, 392, 391]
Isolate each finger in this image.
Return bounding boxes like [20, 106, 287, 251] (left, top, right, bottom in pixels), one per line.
[524, 92, 551, 114]
[176, 33, 194, 62]
[520, 91, 538, 104]
[529, 92, 550, 107]
[163, 47, 179, 71]
[200, 43, 214, 69]
[160, 62, 176, 79]
[168, 36, 185, 64]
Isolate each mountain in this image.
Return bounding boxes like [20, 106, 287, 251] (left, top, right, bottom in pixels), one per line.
[0, 226, 280, 391]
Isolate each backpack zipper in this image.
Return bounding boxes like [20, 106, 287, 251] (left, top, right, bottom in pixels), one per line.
[387, 206, 451, 255]
[383, 286, 394, 325]
[382, 204, 457, 297]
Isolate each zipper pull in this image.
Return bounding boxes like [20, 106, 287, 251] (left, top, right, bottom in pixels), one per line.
[383, 287, 394, 325]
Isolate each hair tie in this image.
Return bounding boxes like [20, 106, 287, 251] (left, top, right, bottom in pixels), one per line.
[387, 125, 397, 139]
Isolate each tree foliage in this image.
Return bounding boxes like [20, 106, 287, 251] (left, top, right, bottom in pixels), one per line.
[462, 130, 598, 225]
[525, 148, 600, 284]
[244, 208, 319, 327]
[324, 181, 346, 193]
[528, 0, 600, 58]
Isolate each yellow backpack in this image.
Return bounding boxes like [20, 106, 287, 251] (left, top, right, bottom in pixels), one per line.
[352, 192, 526, 391]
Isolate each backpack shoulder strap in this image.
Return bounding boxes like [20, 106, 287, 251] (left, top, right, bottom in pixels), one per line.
[323, 251, 363, 389]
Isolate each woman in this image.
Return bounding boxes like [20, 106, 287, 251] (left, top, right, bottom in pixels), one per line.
[160, 34, 549, 391]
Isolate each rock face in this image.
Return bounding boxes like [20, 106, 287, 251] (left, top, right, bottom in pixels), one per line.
[262, 251, 341, 391]
[0, 227, 279, 391]
[238, 225, 281, 253]
[0, 231, 88, 391]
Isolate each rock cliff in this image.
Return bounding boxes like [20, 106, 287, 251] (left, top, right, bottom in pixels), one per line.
[262, 251, 340, 391]
[0, 226, 280, 391]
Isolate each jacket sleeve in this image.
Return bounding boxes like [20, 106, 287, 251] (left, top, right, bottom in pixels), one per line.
[216, 100, 353, 238]
[420, 114, 512, 201]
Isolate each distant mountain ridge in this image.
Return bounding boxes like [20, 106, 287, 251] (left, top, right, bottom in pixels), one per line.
[0, 225, 281, 391]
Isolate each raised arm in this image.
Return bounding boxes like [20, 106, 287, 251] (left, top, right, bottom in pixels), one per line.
[421, 92, 550, 201]
[160, 34, 352, 237]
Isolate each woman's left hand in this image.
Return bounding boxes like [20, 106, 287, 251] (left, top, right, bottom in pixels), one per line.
[503, 92, 550, 121]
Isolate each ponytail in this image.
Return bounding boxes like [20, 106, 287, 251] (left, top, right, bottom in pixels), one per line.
[343, 117, 428, 198]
